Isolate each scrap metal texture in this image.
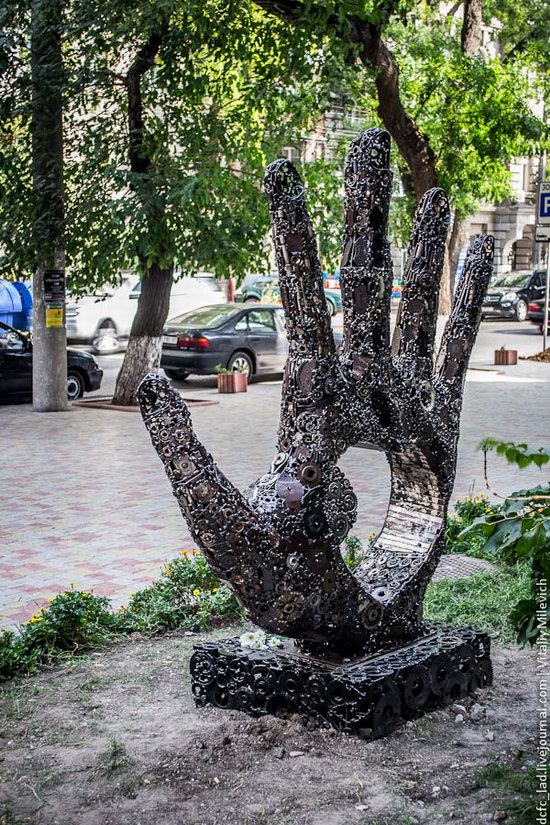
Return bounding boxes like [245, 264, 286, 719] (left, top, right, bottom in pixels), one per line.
[190, 626, 493, 738]
[138, 128, 494, 657]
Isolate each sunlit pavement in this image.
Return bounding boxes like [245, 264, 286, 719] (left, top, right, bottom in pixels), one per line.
[1, 318, 548, 628]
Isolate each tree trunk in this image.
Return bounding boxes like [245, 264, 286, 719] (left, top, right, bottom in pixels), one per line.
[358, 34, 438, 201]
[461, 0, 483, 54]
[112, 262, 173, 405]
[438, 0, 482, 313]
[111, 28, 174, 406]
[31, 0, 67, 412]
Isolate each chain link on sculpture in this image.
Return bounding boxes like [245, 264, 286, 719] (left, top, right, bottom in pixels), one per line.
[139, 128, 494, 657]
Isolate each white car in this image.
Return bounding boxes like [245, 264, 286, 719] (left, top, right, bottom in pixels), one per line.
[66, 272, 225, 351]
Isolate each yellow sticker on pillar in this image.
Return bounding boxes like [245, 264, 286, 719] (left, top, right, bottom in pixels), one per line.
[46, 308, 63, 328]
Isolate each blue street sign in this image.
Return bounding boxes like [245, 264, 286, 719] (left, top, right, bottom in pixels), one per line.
[537, 182, 550, 224]
[540, 192, 550, 219]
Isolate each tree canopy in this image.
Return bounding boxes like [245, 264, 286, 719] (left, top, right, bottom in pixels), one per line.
[0, 0, 344, 290]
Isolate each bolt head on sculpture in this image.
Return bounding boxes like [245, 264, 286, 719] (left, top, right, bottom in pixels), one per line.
[139, 128, 495, 736]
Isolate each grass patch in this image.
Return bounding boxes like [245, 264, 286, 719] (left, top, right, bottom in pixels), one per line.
[473, 761, 542, 825]
[0, 811, 26, 825]
[424, 565, 531, 643]
[90, 738, 130, 779]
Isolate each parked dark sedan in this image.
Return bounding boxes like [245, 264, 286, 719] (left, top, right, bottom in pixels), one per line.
[160, 304, 288, 380]
[0, 321, 103, 402]
[482, 269, 546, 321]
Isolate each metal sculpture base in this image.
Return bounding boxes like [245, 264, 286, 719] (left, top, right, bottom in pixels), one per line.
[190, 624, 492, 739]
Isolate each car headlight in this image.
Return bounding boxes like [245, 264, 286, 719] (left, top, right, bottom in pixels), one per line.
[503, 292, 517, 302]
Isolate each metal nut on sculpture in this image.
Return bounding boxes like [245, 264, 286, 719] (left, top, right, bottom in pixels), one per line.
[139, 127, 494, 658]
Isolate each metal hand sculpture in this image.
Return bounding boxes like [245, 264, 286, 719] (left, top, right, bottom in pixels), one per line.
[139, 128, 493, 657]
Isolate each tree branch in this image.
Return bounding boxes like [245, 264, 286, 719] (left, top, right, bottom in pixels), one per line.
[253, 0, 438, 200]
[124, 30, 164, 176]
[461, 0, 482, 55]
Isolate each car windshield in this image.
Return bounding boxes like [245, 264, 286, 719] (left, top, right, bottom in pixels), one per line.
[492, 273, 530, 288]
[167, 305, 241, 328]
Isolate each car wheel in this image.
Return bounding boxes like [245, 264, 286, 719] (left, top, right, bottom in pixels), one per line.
[326, 300, 336, 317]
[245, 296, 259, 304]
[228, 351, 253, 378]
[164, 369, 190, 381]
[67, 371, 84, 401]
[515, 299, 528, 322]
[99, 318, 117, 332]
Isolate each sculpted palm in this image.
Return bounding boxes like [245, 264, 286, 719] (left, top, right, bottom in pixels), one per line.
[139, 128, 493, 656]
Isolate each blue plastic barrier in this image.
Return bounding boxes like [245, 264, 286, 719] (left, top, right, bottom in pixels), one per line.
[0, 280, 32, 330]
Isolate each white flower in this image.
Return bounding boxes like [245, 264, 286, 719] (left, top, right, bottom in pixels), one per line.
[239, 629, 283, 650]
[249, 638, 265, 649]
[239, 631, 257, 648]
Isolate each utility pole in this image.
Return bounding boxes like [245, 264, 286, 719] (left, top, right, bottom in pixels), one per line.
[31, 0, 67, 411]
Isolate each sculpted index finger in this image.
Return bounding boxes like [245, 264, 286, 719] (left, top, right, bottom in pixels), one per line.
[339, 128, 393, 360]
[264, 159, 334, 359]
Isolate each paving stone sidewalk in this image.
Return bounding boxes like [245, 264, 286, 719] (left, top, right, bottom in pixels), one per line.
[1, 326, 549, 629]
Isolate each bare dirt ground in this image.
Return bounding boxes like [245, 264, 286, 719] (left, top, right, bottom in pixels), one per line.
[0, 625, 538, 825]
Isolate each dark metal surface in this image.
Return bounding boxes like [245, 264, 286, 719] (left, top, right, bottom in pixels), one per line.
[190, 626, 492, 738]
[139, 128, 494, 657]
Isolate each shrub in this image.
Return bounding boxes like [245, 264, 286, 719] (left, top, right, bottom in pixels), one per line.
[444, 493, 500, 559]
[459, 439, 550, 645]
[0, 552, 242, 682]
[341, 533, 377, 571]
[0, 591, 119, 680]
[119, 552, 242, 634]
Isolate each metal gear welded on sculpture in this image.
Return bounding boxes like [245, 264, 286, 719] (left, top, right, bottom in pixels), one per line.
[138, 128, 495, 736]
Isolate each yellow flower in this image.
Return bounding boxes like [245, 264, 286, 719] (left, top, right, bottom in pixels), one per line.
[212, 588, 218, 593]
[193, 588, 200, 596]
[82, 593, 88, 598]
[47, 598, 52, 603]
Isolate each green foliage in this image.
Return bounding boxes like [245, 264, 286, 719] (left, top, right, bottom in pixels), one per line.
[480, 437, 550, 469]
[341, 532, 381, 571]
[0, 0, 344, 288]
[120, 552, 242, 634]
[460, 440, 550, 645]
[485, 0, 550, 71]
[0, 590, 119, 680]
[341, 534, 367, 571]
[0, 552, 242, 682]
[445, 493, 501, 559]
[474, 760, 544, 825]
[389, 12, 547, 216]
[214, 362, 246, 375]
